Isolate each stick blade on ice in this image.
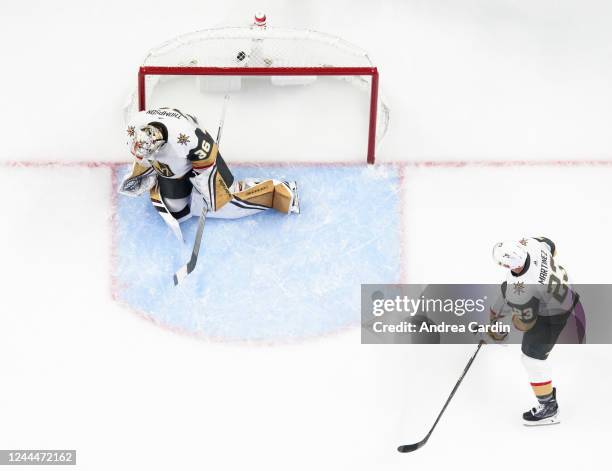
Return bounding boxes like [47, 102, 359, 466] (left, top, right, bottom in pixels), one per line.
[172, 206, 207, 286]
[397, 442, 423, 453]
[173, 266, 189, 286]
[397, 342, 484, 454]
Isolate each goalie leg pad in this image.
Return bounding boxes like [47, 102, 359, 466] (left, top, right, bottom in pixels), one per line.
[233, 179, 299, 214]
[234, 179, 275, 208]
[192, 178, 300, 219]
[149, 183, 184, 241]
[272, 181, 299, 214]
[164, 196, 191, 222]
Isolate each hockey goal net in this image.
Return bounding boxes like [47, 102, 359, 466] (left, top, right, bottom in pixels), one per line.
[124, 18, 389, 164]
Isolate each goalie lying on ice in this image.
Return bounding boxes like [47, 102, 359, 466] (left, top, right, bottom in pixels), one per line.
[119, 107, 299, 239]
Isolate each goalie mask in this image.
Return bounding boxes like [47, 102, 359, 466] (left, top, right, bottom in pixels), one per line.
[492, 241, 528, 270]
[131, 125, 165, 159]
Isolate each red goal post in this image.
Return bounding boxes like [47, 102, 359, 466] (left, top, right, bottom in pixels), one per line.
[138, 66, 380, 164]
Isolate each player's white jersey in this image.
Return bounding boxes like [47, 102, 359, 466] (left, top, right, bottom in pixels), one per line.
[126, 108, 218, 178]
[492, 237, 577, 318]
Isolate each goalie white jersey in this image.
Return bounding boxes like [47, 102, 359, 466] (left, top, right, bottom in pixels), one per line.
[120, 107, 299, 242]
[126, 108, 218, 178]
[492, 237, 578, 320]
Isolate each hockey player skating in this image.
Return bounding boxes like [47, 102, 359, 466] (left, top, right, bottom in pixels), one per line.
[119, 107, 299, 241]
[490, 237, 585, 426]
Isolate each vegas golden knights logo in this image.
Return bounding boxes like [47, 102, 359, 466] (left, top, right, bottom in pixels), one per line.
[151, 160, 175, 178]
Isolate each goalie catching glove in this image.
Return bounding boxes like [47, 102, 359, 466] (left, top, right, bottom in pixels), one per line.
[118, 161, 157, 197]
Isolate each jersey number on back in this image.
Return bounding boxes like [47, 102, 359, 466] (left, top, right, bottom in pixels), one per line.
[187, 128, 215, 162]
[548, 257, 569, 303]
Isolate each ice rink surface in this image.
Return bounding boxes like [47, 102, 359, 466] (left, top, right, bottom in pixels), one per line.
[2, 1, 612, 470]
[115, 164, 401, 341]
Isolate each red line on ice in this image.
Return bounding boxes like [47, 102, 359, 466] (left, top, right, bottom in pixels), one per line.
[5, 158, 612, 342]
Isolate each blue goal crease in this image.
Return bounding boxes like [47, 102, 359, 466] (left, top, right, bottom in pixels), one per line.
[113, 164, 402, 341]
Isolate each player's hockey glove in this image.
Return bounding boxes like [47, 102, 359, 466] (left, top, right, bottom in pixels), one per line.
[487, 309, 509, 342]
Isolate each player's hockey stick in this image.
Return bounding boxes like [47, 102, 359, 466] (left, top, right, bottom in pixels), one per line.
[173, 95, 230, 286]
[397, 340, 485, 453]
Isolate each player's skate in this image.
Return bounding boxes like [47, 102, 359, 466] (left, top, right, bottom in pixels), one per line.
[523, 388, 560, 426]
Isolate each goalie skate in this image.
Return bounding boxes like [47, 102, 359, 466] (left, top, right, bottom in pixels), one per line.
[288, 181, 300, 214]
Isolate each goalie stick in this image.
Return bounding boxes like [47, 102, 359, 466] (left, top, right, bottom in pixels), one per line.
[173, 94, 230, 286]
[397, 341, 484, 453]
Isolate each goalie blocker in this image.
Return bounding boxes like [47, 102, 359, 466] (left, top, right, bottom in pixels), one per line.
[119, 107, 299, 240]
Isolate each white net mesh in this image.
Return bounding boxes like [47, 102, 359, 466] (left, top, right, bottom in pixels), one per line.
[124, 24, 389, 162]
[143, 27, 376, 68]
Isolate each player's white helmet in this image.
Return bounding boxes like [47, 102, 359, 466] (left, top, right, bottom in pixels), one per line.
[492, 241, 528, 270]
[130, 125, 165, 159]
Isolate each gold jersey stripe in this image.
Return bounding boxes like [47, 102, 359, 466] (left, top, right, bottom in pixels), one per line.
[192, 143, 219, 168]
[192, 160, 213, 169]
[130, 161, 152, 178]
